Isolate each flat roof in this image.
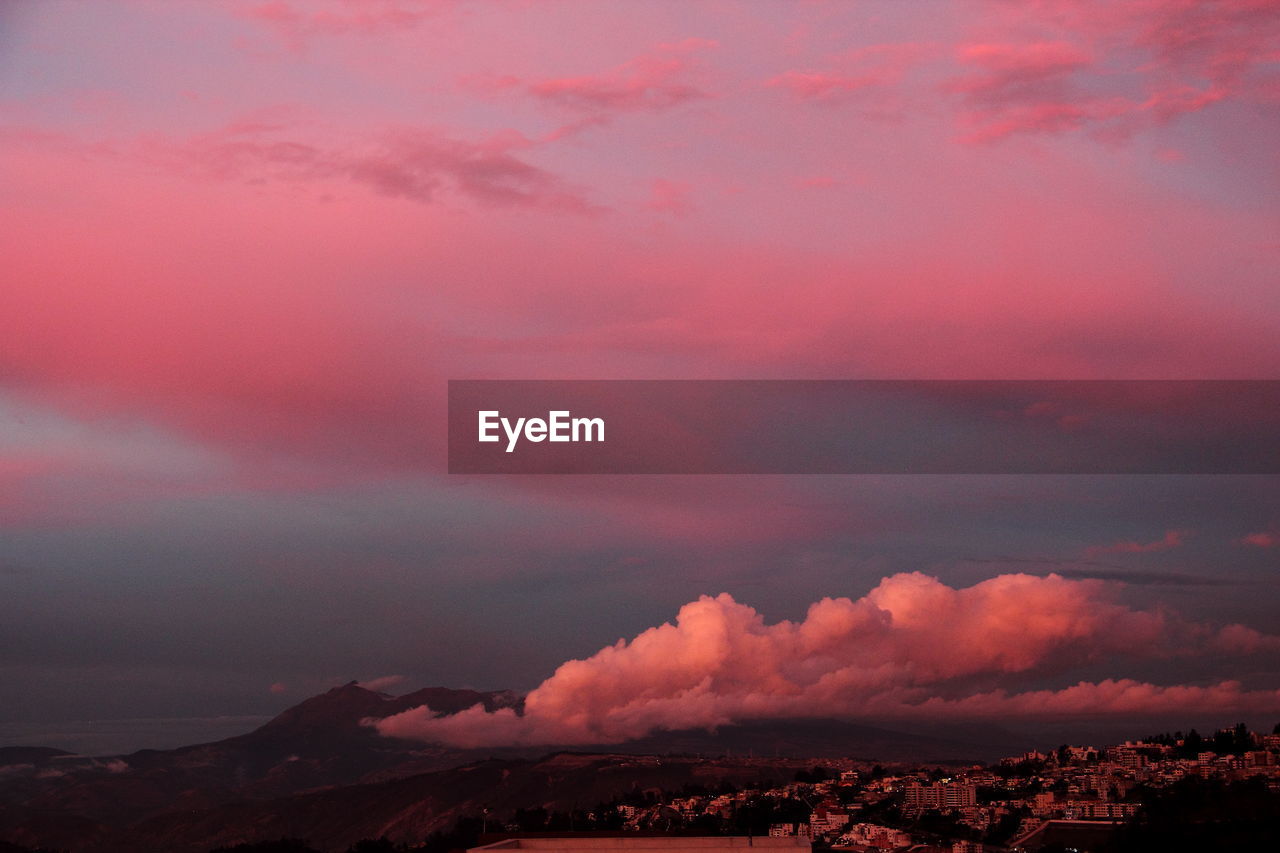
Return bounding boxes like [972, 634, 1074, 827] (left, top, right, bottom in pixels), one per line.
[472, 838, 811, 852]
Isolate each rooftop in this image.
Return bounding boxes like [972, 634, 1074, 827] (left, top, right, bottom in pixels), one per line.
[473, 838, 811, 853]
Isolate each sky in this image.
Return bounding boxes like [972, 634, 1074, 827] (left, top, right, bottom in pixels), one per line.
[1, 0, 1279, 754]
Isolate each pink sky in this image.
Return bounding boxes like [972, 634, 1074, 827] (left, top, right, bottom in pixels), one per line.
[3, 1, 1278, 491]
[1, 0, 1278, 748]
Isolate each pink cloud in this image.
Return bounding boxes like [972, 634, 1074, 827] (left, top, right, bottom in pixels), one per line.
[768, 69, 891, 101]
[375, 572, 1273, 747]
[767, 43, 926, 115]
[357, 674, 407, 692]
[236, 0, 451, 43]
[1211, 623, 1280, 654]
[950, 41, 1122, 141]
[951, 1, 1280, 141]
[148, 120, 601, 213]
[1241, 531, 1278, 548]
[646, 179, 693, 216]
[957, 41, 1093, 91]
[525, 39, 717, 117]
[913, 678, 1280, 717]
[1084, 529, 1190, 557]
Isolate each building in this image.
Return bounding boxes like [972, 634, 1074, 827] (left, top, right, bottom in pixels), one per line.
[810, 804, 852, 836]
[1061, 800, 1139, 820]
[471, 838, 811, 853]
[844, 823, 912, 850]
[1246, 750, 1276, 767]
[903, 781, 977, 812]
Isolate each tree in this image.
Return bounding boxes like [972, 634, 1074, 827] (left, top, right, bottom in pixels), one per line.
[0, 843, 68, 853]
[211, 841, 321, 853]
[347, 841, 401, 853]
[1105, 777, 1280, 852]
[985, 807, 1029, 845]
[794, 766, 831, 783]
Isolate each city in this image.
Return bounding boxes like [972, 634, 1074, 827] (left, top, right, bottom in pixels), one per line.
[510, 724, 1280, 852]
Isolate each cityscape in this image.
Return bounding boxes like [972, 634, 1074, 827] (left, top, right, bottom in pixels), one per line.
[577, 724, 1280, 851]
[3, 681, 1278, 852]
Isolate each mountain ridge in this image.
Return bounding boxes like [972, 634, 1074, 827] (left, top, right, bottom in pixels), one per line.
[1, 682, 998, 852]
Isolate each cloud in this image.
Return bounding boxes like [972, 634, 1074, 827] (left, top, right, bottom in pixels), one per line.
[645, 179, 693, 216]
[375, 572, 1277, 747]
[525, 39, 717, 118]
[1084, 529, 1190, 557]
[912, 678, 1280, 717]
[951, 1, 1280, 141]
[236, 0, 452, 44]
[956, 556, 1234, 587]
[950, 41, 1124, 141]
[357, 674, 406, 692]
[1211, 623, 1280, 654]
[769, 70, 877, 101]
[766, 44, 927, 121]
[1241, 531, 1277, 548]
[156, 122, 600, 213]
[1052, 567, 1235, 587]
[958, 41, 1093, 92]
[767, 44, 925, 101]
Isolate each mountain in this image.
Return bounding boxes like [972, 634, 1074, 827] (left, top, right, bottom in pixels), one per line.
[243, 684, 520, 749]
[0, 748, 73, 767]
[17, 752, 821, 853]
[0, 684, 524, 835]
[0, 684, 995, 852]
